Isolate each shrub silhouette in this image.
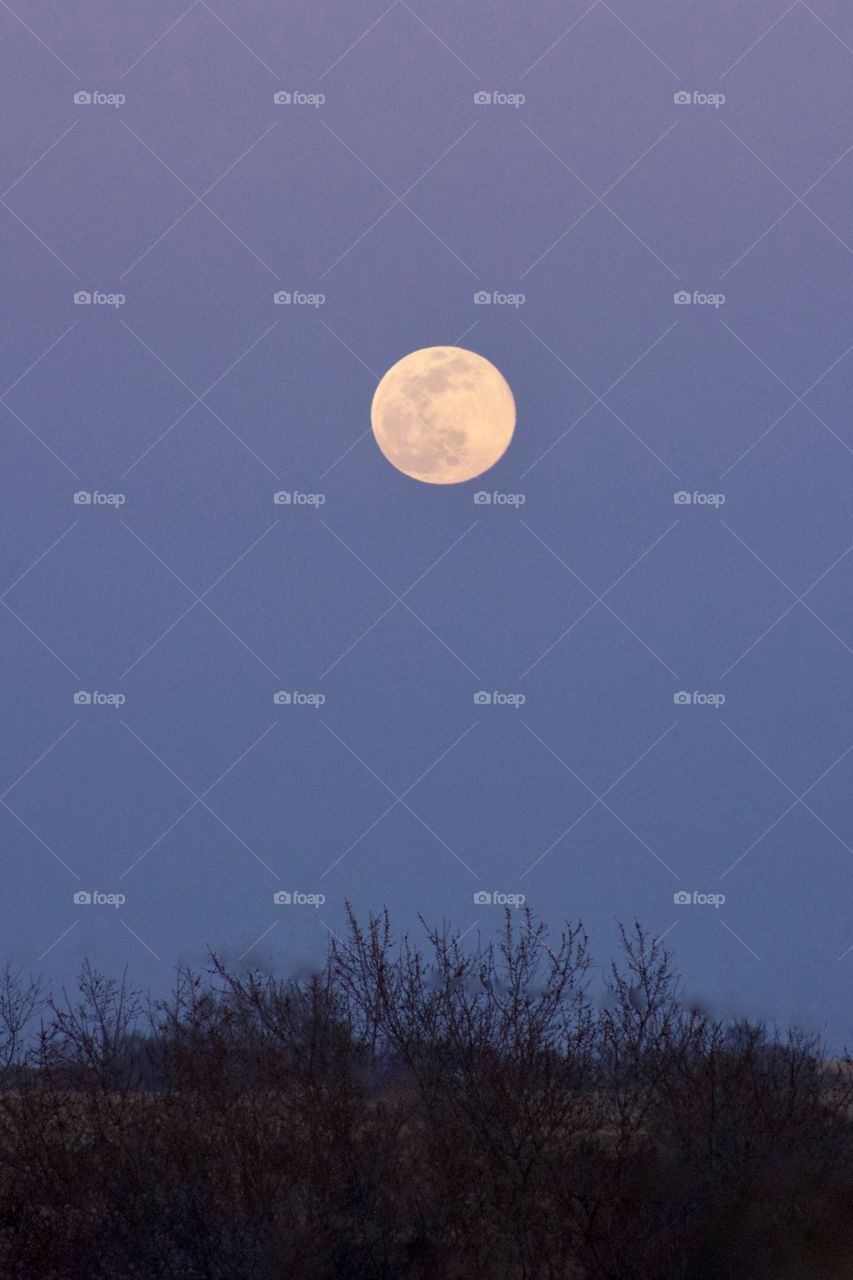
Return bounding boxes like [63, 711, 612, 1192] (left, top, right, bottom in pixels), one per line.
[0, 909, 850, 1278]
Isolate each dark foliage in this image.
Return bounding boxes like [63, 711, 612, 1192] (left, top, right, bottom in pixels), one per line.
[0, 911, 851, 1278]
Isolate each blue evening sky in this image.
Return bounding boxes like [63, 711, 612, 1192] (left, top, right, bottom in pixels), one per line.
[2, 0, 853, 1044]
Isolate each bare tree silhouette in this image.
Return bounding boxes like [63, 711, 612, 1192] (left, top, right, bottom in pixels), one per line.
[0, 909, 849, 1278]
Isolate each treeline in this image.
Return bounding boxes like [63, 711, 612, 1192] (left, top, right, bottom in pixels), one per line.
[0, 908, 851, 1278]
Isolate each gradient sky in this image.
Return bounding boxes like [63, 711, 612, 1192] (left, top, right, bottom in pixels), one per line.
[2, 0, 853, 1046]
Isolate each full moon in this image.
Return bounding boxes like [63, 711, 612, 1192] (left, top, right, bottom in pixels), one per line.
[370, 346, 516, 484]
